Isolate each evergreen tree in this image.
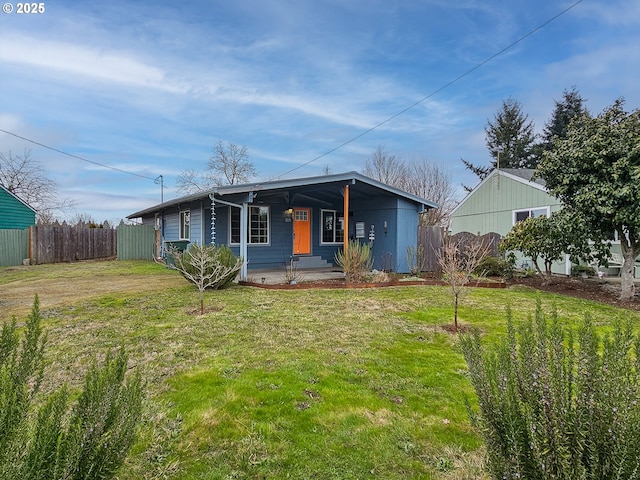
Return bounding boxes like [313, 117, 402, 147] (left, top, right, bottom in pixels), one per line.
[462, 97, 537, 188]
[485, 97, 537, 169]
[540, 86, 588, 150]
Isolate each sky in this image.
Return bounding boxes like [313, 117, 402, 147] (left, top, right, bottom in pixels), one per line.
[1, 0, 639, 223]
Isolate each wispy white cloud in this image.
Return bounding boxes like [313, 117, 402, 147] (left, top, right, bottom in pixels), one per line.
[1, 34, 185, 93]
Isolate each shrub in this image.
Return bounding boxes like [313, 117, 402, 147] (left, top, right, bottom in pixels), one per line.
[0, 296, 143, 480]
[473, 255, 514, 278]
[334, 240, 373, 282]
[406, 244, 426, 276]
[571, 264, 596, 277]
[460, 301, 640, 480]
[175, 244, 242, 290]
[169, 244, 244, 314]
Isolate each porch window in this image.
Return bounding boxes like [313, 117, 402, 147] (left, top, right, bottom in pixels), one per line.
[513, 206, 549, 224]
[321, 209, 344, 244]
[250, 206, 269, 244]
[179, 210, 190, 239]
[230, 206, 270, 244]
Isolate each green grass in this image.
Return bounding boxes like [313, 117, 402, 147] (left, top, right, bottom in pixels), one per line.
[2, 261, 639, 479]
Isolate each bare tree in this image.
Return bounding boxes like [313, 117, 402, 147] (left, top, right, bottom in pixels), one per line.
[362, 146, 458, 226]
[175, 169, 203, 195]
[405, 158, 458, 226]
[176, 141, 256, 194]
[0, 149, 74, 222]
[437, 237, 489, 332]
[209, 141, 256, 186]
[363, 145, 407, 186]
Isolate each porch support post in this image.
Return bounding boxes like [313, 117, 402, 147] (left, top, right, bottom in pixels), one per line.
[343, 184, 349, 252]
[240, 202, 248, 280]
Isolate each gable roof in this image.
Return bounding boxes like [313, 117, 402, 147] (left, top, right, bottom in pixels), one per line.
[128, 171, 438, 219]
[450, 168, 548, 217]
[0, 185, 37, 213]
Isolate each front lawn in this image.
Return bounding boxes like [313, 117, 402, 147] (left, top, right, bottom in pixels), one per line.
[2, 261, 638, 479]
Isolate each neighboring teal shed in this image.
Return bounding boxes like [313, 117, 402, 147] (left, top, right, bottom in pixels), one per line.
[0, 185, 37, 229]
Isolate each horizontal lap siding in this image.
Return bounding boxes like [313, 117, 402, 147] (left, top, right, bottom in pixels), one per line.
[0, 189, 36, 230]
[451, 175, 562, 236]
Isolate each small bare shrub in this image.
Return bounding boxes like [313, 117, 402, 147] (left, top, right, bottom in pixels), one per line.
[437, 237, 489, 332]
[406, 244, 426, 276]
[169, 244, 243, 314]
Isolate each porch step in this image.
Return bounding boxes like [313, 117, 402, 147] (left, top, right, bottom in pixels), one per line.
[292, 255, 332, 269]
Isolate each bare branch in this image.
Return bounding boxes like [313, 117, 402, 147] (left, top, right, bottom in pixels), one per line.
[436, 237, 490, 331]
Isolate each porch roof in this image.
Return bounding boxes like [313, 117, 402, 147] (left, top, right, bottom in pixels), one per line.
[127, 171, 438, 219]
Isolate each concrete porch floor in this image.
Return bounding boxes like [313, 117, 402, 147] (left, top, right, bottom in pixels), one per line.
[243, 267, 346, 285]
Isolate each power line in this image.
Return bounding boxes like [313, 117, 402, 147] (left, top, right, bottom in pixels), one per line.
[273, 0, 584, 180]
[0, 128, 157, 181]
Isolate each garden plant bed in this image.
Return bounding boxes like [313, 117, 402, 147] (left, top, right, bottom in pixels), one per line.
[508, 274, 640, 311]
[239, 277, 506, 290]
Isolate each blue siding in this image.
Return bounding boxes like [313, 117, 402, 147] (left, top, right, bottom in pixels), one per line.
[395, 198, 420, 273]
[141, 191, 421, 273]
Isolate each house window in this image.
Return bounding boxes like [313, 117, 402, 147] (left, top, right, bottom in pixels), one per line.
[250, 206, 269, 244]
[321, 209, 344, 244]
[179, 210, 190, 239]
[230, 206, 270, 244]
[230, 208, 241, 244]
[513, 207, 550, 224]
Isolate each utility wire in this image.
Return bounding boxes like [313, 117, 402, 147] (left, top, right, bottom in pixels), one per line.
[273, 0, 584, 180]
[0, 128, 157, 181]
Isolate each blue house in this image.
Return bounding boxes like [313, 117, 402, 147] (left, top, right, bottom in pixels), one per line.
[128, 171, 436, 279]
[0, 185, 36, 229]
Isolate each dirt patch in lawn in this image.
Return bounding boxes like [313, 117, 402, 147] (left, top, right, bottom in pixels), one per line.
[508, 275, 640, 311]
[0, 269, 183, 319]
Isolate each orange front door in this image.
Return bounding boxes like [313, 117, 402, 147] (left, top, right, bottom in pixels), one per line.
[293, 208, 311, 255]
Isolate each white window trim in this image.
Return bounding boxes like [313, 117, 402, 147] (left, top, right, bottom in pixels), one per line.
[179, 210, 190, 240]
[229, 205, 270, 246]
[320, 209, 344, 245]
[249, 205, 270, 245]
[229, 207, 240, 246]
[512, 206, 550, 225]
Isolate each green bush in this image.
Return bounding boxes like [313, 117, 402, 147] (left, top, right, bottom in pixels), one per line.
[0, 296, 143, 480]
[473, 255, 514, 278]
[334, 240, 373, 282]
[460, 301, 640, 480]
[571, 264, 596, 277]
[177, 244, 242, 289]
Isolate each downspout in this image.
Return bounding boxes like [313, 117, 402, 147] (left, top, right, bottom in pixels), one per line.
[201, 200, 205, 245]
[240, 202, 248, 280]
[208, 194, 248, 280]
[343, 184, 349, 252]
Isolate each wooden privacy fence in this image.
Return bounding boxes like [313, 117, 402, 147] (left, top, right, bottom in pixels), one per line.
[418, 226, 501, 273]
[29, 224, 117, 264]
[0, 224, 158, 266]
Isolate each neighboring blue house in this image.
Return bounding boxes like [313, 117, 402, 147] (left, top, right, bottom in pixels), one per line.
[128, 171, 437, 278]
[0, 185, 37, 229]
